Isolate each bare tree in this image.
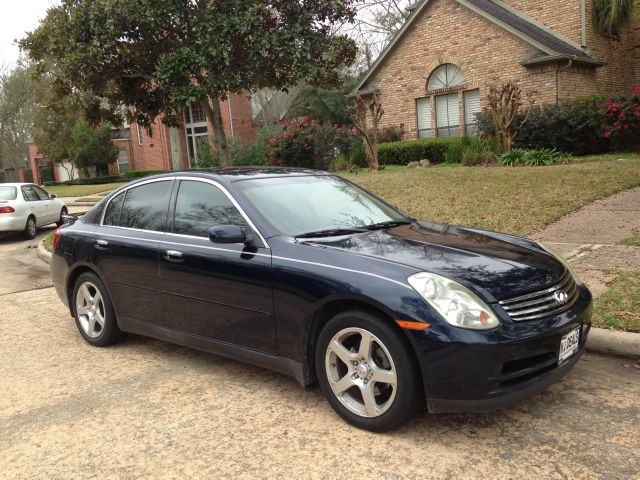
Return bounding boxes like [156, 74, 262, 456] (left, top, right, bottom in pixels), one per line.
[486, 80, 536, 152]
[349, 93, 384, 170]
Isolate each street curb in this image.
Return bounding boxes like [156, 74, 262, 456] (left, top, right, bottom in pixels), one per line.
[37, 239, 52, 265]
[67, 202, 98, 207]
[586, 327, 640, 359]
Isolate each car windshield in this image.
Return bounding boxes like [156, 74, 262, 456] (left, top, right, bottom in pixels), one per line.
[236, 175, 408, 237]
[0, 186, 17, 201]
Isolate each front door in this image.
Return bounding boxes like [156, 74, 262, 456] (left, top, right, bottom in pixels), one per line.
[159, 179, 276, 354]
[92, 179, 174, 327]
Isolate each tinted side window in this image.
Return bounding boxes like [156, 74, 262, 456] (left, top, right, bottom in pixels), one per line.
[32, 186, 51, 201]
[174, 181, 248, 237]
[21, 186, 38, 202]
[103, 192, 125, 226]
[120, 181, 172, 231]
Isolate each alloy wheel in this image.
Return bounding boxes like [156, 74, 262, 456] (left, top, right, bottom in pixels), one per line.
[324, 327, 398, 418]
[27, 218, 36, 237]
[75, 281, 106, 338]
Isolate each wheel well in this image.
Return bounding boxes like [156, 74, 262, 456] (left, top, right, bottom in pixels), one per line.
[303, 300, 423, 389]
[66, 266, 96, 313]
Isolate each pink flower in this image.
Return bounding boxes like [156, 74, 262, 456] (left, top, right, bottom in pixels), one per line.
[603, 132, 610, 138]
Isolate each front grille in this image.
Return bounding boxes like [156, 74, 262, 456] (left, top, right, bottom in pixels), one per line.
[498, 270, 578, 321]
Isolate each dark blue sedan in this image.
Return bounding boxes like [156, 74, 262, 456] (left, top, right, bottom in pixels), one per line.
[50, 168, 592, 431]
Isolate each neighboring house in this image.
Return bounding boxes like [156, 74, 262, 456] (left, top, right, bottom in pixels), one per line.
[251, 87, 297, 127]
[28, 94, 255, 185]
[353, 0, 640, 139]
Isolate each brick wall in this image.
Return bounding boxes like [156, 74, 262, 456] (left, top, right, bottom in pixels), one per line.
[129, 118, 173, 171]
[502, 0, 637, 96]
[369, 0, 558, 139]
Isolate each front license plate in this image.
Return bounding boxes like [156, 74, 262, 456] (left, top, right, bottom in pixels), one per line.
[559, 326, 580, 365]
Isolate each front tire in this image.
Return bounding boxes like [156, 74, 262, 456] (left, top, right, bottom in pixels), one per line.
[56, 207, 68, 227]
[23, 216, 36, 240]
[72, 272, 122, 346]
[315, 310, 423, 432]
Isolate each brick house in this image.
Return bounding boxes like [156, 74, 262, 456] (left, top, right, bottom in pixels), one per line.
[353, 0, 640, 139]
[28, 94, 255, 185]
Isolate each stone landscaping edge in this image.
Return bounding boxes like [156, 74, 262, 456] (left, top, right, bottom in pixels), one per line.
[36, 238, 639, 360]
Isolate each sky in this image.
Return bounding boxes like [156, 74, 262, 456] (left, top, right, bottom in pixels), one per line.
[1, 1, 55, 67]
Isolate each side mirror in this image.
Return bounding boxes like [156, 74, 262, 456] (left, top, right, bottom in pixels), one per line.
[209, 225, 254, 245]
[50, 194, 57, 199]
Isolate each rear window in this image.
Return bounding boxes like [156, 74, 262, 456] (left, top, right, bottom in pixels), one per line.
[119, 181, 172, 231]
[0, 186, 17, 201]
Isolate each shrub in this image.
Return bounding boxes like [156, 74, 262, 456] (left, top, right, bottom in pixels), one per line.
[62, 175, 123, 185]
[600, 87, 640, 147]
[378, 125, 405, 143]
[499, 148, 568, 166]
[377, 137, 461, 165]
[349, 143, 368, 167]
[444, 139, 465, 164]
[328, 153, 351, 172]
[124, 169, 168, 179]
[232, 125, 282, 166]
[499, 148, 527, 166]
[460, 137, 498, 166]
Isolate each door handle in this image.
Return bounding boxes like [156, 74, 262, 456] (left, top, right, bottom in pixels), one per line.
[95, 239, 109, 250]
[164, 250, 184, 262]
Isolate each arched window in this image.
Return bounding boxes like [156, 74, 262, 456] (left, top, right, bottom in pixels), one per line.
[427, 63, 465, 90]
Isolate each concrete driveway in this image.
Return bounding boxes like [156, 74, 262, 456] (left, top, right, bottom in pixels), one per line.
[0, 237, 639, 478]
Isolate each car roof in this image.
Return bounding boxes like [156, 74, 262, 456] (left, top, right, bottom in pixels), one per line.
[0, 183, 33, 187]
[131, 167, 334, 186]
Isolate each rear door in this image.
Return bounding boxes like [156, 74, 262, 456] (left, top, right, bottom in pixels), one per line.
[20, 186, 48, 226]
[159, 178, 276, 354]
[92, 179, 174, 327]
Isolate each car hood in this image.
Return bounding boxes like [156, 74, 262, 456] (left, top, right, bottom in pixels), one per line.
[303, 221, 564, 301]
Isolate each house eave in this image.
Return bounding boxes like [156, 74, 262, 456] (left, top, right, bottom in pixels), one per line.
[521, 54, 606, 68]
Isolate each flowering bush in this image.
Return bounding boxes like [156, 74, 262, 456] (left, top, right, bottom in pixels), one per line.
[266, 116, 359, 169]
[599, 86, 640, 146]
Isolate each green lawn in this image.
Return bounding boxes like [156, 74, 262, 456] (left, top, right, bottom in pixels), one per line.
[625, 233, 640, 246]
[342, 156, 640, 236]
[593, 272, 640, 332]
[43, 231, 55, 252]
[43, 182, 125, 198]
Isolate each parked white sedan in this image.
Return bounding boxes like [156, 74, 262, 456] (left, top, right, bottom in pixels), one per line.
[0, 183, 68, 239]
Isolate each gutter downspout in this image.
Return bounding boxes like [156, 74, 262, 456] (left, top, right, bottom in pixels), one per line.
[556, 58, 574, 104]
[581, 0, 587, 48]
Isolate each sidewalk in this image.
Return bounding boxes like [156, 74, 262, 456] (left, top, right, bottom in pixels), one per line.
[533, 185, 640, 297]
[532, 186, 640, 358]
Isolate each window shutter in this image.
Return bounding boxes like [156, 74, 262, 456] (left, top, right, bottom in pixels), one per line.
[416, 98, 432, 138]
[464, 89, 481, 135]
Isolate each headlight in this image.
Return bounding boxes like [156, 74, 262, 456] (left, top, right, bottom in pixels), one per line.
[537, 242, 582, 285]
[407, 272, 499, 330]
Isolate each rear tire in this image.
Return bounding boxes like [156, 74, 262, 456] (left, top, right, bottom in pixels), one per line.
[72, 272, 123, 347]
[23, 216, 36, 240]
[315, 310, 423, 432]
[56, 207, 68, 227]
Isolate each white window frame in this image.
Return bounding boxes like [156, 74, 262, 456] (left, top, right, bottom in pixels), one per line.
[183, 104, 209, 168]
[136, 124, 144, 145]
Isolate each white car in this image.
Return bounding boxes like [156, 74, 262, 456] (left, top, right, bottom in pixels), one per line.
[0, 183, 68, 239]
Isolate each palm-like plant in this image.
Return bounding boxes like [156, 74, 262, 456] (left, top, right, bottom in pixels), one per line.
[593, 0, 638, 35]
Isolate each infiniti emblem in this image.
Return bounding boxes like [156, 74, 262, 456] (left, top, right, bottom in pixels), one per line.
[554, 290, 569, 305]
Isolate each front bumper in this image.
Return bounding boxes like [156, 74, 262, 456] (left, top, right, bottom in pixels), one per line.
[408, 284, 592, 413]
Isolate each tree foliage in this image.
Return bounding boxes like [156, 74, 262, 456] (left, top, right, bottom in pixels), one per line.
[0, 61, 34, 169]
[289, 76, 359, 125]
[68, 119, 118, 176]
[21, 0, 357, 167]
[593, 0, 638, 35]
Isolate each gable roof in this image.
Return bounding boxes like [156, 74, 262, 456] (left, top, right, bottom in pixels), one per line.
[354, 0, 604, 93]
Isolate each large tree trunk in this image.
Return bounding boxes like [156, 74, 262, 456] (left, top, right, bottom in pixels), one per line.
[202, 96, 231, 168]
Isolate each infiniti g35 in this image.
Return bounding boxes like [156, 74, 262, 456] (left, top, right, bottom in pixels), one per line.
[50, 169, 592, 431]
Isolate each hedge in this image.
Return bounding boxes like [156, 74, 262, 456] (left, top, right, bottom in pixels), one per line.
[377, 137, 462, 165]
[124, 169, 169, 179]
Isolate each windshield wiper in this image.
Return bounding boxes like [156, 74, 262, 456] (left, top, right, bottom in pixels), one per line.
[364, 220, 412, 231]
[295, 228, 368, 239]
